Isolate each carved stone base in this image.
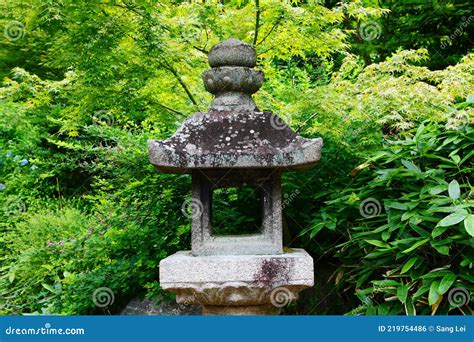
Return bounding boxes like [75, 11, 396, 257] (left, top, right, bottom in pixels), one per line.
[159, 248, 313, 315]
[203, 305, 279, 316]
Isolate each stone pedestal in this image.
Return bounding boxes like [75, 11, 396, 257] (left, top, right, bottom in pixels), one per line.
[159, 249, 314, 315]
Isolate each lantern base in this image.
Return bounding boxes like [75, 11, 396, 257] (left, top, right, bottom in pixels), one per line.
[159, 248, 313, 315]
[203, 304, 279, 316]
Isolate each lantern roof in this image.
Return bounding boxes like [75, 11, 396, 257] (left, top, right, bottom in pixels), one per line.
[148, 38, 322, 173]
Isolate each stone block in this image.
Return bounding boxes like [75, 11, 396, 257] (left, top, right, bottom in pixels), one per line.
[159, 248, 314, 314]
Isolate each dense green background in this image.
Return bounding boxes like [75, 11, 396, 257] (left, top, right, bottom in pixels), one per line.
[0, 0, 472, 315]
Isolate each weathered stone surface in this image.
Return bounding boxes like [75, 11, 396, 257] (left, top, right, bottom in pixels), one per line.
[191, 169, 282, 256]
[159, 249, 313, 314]
[148, 37, 323, 172]
[209, 92, 259, 112]
[208, 37, 256, 68]
[202, 66, 264, 95]
[203, 305, 278, 316]
[160, 250, 312, 292]
[150, 38, 318, 315]
[120, 297, 201, 316]
[148, 110, 323, 173]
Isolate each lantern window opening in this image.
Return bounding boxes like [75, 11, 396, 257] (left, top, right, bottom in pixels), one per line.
[210, 186, 264, 236]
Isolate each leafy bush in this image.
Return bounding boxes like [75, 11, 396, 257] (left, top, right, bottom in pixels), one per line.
[304, 119, 473, 315]
[0, 170, 191, 314]
[0, 207, 90, 314]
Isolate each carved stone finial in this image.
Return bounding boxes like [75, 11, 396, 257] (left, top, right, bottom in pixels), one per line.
[202, 38, 263, 111]
[208, 37, 257, 68]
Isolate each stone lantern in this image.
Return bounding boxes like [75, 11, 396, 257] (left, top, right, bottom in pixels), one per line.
[148, 38, 323, 315]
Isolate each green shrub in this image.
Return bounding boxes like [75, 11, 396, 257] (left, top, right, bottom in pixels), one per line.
[304, 119, 473, 315]
[0, 207, 90, 314]
[55, 170, 192, 315]
[0, 169, 191, 315]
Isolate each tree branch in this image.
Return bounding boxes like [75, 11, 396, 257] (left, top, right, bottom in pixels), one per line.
[154, 101, 186, 118]
[105, 1, 200, 108]
[193, 46, 209, 54]
[253, 0, 261, 46]
[113, 2, 142, 17]
[178, 32, 209, 55]
[256, 14, 283, 46]
[162, 61, 199, 109]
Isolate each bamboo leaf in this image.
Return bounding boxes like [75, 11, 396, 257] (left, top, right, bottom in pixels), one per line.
[366, 240, 390, 248]
[402, 159, 421, 172]
[428, 280, 440, 305]
[464, 214, 474, 237]
[448, 180, 460, 200]
[432, 225, 449, 238]
[438, 273, 457, 295]
[402, 238, 429, 253]
[437, 212, 467, 227]
[401, 257, 418, 274]
[397, 284, 409, 303]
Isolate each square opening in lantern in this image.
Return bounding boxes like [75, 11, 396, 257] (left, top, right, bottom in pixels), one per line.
[190, 169, 282, 255]
[211, 186, 263, 236]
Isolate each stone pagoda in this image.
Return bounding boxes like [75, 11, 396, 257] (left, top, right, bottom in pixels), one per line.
[148, 38, 322, 315]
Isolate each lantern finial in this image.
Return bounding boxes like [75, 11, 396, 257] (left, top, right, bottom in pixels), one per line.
[208, 37, 256, 68]
[202, 38, 263, 111]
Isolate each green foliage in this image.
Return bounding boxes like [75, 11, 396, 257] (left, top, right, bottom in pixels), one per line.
[0, 206, 89, 314]
[0, 0, 472, 316]
[326, 0, 473, 69]
[0, 67, 192, 314]
[304, 120, 473, 315]
[373, 0, 473, 69]
[211, 187, 262, 235]
[291, 50, 474, 139]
